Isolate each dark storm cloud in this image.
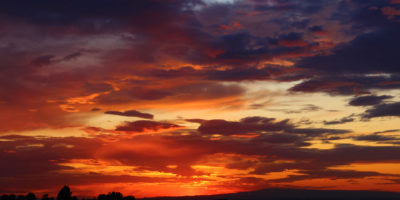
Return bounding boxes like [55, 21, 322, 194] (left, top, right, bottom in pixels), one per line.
[289, 0, 400, 96]
[362, 102, 400, 118]
[115, 120, 182, 132]
[277, 32, 307, 46]
[336, 0, 397, 30]
[192, 117, 293, 136]
[105, 110, 154, 119]
[265, 0, 328, 29]
[182, 29, 318, 66]
[354, 134, 398, 142]
[348, 95, 394, 106]
[0, 0, 191, 31]
[209, 32, 283, 64]
[323, 116, 355, 125]
[212, 32, 267, 62]
[289, 74, 400, 95]
[189, 116, 350, 136]
[1, 0, 398, 103]
[308, 25, 324, 33]
[295, 24, 400, 77]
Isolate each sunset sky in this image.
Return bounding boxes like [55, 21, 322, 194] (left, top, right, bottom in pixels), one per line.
[1, 0, 400, 198]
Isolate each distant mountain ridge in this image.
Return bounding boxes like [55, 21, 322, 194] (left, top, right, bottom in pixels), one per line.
[140, 188, 400, 200]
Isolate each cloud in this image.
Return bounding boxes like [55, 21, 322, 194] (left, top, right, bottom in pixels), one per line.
[62, 52, 82, 61]
[115, 120, 182, 133]
[0, 0, 192, 33]
[296, 27, 400, 74]
[30, 55, 56, 66]
[96, 87, 172, 104]
[287, 128, 350, 136]
[373, 129, 400, 134]
[323, 115, 355, 125]
[289, 74, 400, 95]
[278, 32, 308, 47]
[191, 117, 293, 136]
[189, 116, 350, 136]
[1, 0, 400, 195]
[105, 110, 154, 119]
[288, 1, 400, 96]
[2, 123, 400, 193]
[274, 104, 322, 114]
[308, 25, 326, 35]
[270, 169, 383, 183]
[354, 134, 398, 142]
[147, 65, 306, 82]
[362, 102, 400, 118]
[255, 134, 310, 147]
[95, 83, 244, 107]
[0, 135, 102, 177]
[349, 95, 393, 106]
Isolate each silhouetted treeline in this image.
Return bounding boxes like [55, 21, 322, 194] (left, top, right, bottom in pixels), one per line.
[1, 186, 135, 200]
[1, 193, 37, 200]
[3, 186, 400, 200]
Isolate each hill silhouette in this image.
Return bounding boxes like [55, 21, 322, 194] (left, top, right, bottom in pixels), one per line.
[139, 188, 400, 200]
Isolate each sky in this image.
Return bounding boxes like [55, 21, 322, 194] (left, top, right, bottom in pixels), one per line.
[1, 0, 400, 198]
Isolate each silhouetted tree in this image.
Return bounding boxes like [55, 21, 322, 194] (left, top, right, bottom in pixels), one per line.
[57, 186, 72, 200]
[106, 192, 122, 200]
[16, 195, 25, 200]
[1, 194, 9, 200]
[8, 195, 16, 200]
[26, 193, 36, 200]
[122, 196, 135, 200]
[97, 194, 107, 200]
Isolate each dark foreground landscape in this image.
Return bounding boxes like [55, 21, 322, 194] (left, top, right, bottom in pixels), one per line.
[3, 186, 400, 200]
[143, 188, 400, 200]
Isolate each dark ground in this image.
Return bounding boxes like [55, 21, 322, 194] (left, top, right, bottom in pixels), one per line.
[139, 188, 400, 200]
